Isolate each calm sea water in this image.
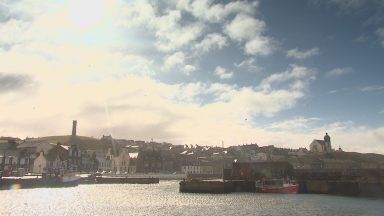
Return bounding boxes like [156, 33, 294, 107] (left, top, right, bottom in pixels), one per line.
[1, 181, 383, 216]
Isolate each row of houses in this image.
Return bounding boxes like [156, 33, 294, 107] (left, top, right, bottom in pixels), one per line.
[0, 121, 232, 176]
[0, 136, 137, 175]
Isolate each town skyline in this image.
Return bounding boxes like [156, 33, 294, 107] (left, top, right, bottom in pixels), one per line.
[0, 120, 368, 155]
[0, 0, 383, 154]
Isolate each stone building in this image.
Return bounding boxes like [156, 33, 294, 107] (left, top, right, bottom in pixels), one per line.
[310, 133, 333, 153]
[136, 150, 162, 173]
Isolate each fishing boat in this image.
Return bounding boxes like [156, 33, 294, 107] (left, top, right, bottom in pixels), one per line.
[255, 178, 299, 194]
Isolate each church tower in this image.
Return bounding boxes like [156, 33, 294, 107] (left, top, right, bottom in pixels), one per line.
[323, 132, 332, 152]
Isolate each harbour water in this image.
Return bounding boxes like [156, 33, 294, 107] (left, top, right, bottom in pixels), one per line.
[1, 181, 383, 215]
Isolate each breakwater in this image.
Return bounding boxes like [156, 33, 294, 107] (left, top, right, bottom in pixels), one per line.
[179, 179, 384, 197]
[180, 167, 384, 197]
[179, 180, 233, 193]
[295, 168, 384, 197]
[179, 180, 256, 193]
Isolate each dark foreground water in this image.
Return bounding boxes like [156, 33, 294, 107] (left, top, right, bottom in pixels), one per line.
[1, 181, 383, 215]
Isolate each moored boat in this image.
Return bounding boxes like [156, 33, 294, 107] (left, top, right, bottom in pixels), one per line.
[60, 173, 81, 187]
[255, 179, 299, 194]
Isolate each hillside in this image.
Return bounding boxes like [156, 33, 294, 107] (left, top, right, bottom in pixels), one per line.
[31, 135, 99, 146]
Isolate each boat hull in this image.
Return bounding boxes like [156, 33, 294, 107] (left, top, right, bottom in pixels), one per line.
[258, 184, 299, 194]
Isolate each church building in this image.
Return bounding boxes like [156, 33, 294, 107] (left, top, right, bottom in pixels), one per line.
[309, 133, 332, 153]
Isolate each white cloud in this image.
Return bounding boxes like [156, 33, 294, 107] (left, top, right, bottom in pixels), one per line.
[175, 0, 257, 23]
[214, 66, 233, 80]
[324, 67, 352, 78]
[245, 36, 273, 56]
[360, 85, 384, 92]
[224, 14, 265, 41]
[234, 58, 261, 73]
[0, 61, 316, 144]
[163, 51, 185, 71]
[183, 64, 197, 76]
[0, 2, 10, 22]
[259, 64, 316, 91]
[0, 73, 282, 140]
[195, 33, 227, 53]
[119, 0, 156, 27]
[267, 117, 321, 131]
[0, 19, 29, 46]
[162, 52, 197, 75]
[174, 82, 207, 103]
[224, 13, 273, 56]
[154, 10, 205, 52]
[286, 47, 320, 60]
[327, 88, 350, 94]
[119, 1, 205, 52]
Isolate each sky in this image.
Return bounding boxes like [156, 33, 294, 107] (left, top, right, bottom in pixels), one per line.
[0, 0, 383, 153]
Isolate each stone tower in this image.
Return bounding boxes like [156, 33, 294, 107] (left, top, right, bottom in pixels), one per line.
[72, 120, 77, 138]
[323, 132, 332, 152]
[68, 120, 81, 171]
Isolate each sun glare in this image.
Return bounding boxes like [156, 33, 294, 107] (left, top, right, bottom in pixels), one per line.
[68, 0, 105, 29]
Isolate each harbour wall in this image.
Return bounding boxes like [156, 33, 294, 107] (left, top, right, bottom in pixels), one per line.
[295, 168, 384, 197]
[179, 180, 233, 193]
[299, 180, 384, 198]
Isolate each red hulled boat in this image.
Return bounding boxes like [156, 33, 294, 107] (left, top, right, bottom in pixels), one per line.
[255, 179, 299, 194]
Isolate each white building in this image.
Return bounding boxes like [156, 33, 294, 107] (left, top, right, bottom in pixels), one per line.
[310, 140, 326, 153]
[33, 152, 47, 174]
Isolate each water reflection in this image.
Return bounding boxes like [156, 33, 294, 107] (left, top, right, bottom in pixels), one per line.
[1, 181, 383, 216]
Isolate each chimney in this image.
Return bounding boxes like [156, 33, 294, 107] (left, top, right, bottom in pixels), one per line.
[72, 120, 77, 137]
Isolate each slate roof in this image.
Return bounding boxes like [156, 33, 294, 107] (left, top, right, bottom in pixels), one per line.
[312, 139, 326, 145]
